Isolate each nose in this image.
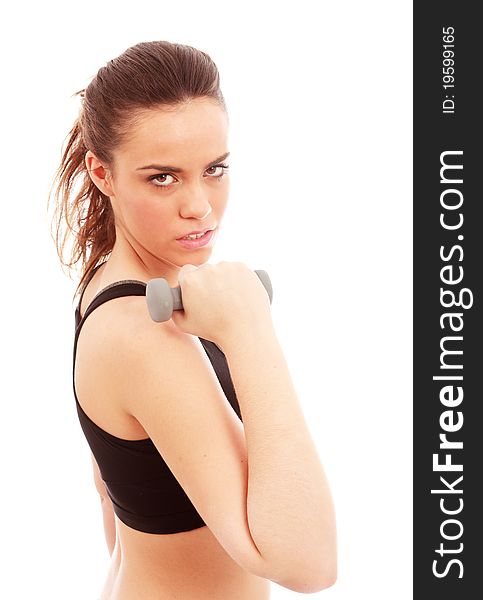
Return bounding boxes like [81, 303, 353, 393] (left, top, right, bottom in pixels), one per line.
[178, 184, 213, 220]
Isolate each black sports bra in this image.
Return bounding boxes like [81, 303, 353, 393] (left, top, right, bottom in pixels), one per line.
[72, 263, 242, 534]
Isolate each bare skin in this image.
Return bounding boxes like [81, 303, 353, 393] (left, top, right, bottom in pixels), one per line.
[77, 265, 270, 600]
[77, 98, 271, 598]
[76, 97, 336, 597]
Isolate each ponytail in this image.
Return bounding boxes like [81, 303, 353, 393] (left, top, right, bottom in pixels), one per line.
[48, 41, 226, 302]
[48, 92, 116, 301]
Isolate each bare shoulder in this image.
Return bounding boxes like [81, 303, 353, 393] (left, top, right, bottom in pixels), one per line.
[97, 294, 186, 388]
[104, 295, 269, 580]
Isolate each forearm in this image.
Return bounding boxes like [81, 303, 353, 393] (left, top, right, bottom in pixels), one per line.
[221, 322, 337, 587]
[100, 494, 116, 556]
[91, 453, 117, 557]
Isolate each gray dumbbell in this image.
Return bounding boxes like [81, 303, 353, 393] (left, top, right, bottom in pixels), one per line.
[146, 270, 273, 323]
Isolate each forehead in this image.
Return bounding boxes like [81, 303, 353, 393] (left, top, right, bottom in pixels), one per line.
[116, 99, 228, 164]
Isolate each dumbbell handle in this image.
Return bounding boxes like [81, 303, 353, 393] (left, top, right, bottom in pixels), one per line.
[146, 269, 273, 323]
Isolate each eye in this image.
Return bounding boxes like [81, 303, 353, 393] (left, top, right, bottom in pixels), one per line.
[205, 164, 230, 178]
[148, 163, 230, 191]
[149, 173, 177, 188]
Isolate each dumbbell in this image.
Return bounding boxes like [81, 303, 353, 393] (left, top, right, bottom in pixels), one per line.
[146, 270, 273, 323]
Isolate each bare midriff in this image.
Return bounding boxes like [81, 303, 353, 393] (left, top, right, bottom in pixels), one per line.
[102, 519, 271, 599]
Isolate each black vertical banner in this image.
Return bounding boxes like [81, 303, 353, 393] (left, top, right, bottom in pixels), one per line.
[414, 2, 482, 598]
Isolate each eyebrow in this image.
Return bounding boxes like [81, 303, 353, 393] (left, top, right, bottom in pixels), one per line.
[136, 152, 230, 172]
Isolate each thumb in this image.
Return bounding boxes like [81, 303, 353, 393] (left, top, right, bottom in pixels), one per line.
[172, 264, 197, 332]
[178, 263, 198, 284]
[170, 305, 185, 329]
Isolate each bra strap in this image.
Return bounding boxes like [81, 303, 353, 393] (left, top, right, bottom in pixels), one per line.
[80, 281, 146, 324]
[74, 282, 147, 360]
[78, 262, 106, 309]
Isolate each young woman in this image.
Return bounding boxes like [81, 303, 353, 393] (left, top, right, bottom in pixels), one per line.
[49, 40, 337, 600]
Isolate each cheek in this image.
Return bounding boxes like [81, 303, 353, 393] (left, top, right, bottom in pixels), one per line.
[213, 185, 230, 214]
[123, 191, 176, 239]
[216, 199, 228, 218]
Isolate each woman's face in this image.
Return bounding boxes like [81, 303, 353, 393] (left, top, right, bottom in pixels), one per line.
[91, 97, 229, 273]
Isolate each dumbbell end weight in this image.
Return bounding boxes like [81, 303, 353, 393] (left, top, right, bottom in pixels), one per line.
[146, 278, 174, 323]
[254, 270, 273, 305]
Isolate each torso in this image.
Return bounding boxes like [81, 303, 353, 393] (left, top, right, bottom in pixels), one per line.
[75, 263, 271, 600]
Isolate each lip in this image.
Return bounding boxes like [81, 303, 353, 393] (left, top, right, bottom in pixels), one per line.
[176, 227, 217, 249]
[176, 227, 215, 239]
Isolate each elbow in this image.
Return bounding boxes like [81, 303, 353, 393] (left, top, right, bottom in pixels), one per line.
[307, 567, 337, 593]
[274, 555, 338, 594]
[280, 569, 337, 594]
[258, 517, 338, 593]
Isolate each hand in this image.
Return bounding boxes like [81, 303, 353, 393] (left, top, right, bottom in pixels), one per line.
[170, 261, 273, 346]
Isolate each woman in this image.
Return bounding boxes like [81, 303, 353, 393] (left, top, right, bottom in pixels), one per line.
[49, 40, 337, 599]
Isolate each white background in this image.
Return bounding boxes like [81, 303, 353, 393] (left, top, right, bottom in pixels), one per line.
[1, 1, 412, 598]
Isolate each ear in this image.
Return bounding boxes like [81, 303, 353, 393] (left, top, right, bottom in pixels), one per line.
[85, 150, 115, 197]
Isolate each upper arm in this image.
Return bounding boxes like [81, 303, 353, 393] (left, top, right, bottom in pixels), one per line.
[108, 300, 268, 579]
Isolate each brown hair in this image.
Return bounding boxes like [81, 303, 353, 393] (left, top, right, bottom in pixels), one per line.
[48, 40, 226, 301]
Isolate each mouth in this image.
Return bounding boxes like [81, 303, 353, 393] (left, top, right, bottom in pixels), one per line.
[176, 226, 216, 240]
[176, 227, 217, 249]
